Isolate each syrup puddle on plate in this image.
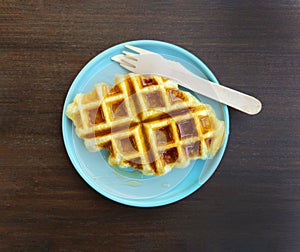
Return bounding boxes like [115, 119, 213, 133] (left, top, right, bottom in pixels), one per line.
[125, 180, 143, 187]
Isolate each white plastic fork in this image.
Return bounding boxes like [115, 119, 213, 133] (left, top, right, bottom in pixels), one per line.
[112, 45, 262, 115]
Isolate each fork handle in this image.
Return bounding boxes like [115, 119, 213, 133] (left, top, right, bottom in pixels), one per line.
[158, 69, 262, 115]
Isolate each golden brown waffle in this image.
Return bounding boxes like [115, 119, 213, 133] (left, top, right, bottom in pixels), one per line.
[66, 74, 225, 176]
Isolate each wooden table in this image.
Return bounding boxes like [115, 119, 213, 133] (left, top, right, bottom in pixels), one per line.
[2, 1, 299, 251]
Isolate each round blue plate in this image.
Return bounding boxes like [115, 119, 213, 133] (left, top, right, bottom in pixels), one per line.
[62, 40, 230, 207]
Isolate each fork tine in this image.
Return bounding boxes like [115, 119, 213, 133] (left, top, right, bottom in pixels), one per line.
[125, 44, 153, 54]
[112, 54, 137, 70]
[112, 54, 136, 64]
[120, 62, 136, 72]
[122, 51, 138, 60]
[111, 54, 124, 63]
[120, 58, 136, 68]
[122, 55, 137, 66]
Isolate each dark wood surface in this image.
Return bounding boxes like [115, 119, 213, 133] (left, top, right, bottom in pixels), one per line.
[1, 1, 299, 251]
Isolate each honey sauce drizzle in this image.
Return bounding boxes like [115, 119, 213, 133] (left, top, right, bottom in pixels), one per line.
[82, 75, 213, 173]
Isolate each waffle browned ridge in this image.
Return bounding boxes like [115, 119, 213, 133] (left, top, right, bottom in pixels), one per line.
[66, 74, 226, 176]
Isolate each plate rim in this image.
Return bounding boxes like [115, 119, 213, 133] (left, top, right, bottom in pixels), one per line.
[62, 39, 230, 207]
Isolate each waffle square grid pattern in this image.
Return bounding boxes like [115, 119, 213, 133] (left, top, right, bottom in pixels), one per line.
[66, 74, 225, 176]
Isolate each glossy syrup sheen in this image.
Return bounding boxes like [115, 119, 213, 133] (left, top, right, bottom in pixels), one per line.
[176, 119, 198, 139]
[87, 106, 106, 125]
[155, 125, 174, 145]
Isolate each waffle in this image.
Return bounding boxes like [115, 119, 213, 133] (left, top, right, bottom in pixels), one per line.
[66, 74, 226, 176]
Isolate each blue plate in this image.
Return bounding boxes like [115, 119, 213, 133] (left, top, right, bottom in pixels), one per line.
[62, 40, 230, 207]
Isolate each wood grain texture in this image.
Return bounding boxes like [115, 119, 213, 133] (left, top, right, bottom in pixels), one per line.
[1, 0, 300, 251]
